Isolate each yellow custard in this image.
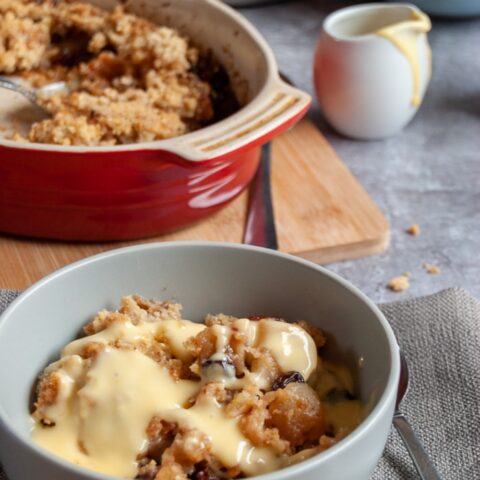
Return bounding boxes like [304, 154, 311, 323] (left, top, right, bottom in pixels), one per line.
[33, 349, 198, 477]
[375, 10, 432, 107]
[31, 296, 363, 479]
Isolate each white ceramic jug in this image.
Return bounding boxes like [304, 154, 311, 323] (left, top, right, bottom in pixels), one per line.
[314, 3, 431, 140]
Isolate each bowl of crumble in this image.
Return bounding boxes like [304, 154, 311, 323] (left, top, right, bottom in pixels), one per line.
[0, 0, 310, 241]
[0, 242, 400, 480]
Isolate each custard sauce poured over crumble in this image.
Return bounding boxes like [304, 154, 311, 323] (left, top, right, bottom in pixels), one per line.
[32, 296, 363, 479]
[0, 0, 238, 145]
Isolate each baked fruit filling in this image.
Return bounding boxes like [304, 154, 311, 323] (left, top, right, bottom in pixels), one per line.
[0, 0, 239, 145]
[32, 296, 363, 479]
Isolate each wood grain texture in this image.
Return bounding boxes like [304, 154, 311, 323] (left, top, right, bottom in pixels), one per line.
[271, 120, 390, 263]
[0, 119, 389, 289]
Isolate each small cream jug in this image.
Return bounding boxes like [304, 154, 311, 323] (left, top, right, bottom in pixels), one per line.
[314, 3, 432, 140]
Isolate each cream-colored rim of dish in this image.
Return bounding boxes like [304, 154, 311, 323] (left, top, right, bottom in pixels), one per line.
[0, 242, 400, 480]
[0, 0, 310, 161]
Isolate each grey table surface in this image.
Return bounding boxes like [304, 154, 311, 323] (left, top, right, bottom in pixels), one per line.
[241, 0, 480, 303]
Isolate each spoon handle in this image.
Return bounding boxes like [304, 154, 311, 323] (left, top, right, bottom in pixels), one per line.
[393, 412, 442, 479]
[0, 76, 37, 105]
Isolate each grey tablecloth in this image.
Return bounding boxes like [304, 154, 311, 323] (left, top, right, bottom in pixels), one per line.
[1, 287, 479, 479]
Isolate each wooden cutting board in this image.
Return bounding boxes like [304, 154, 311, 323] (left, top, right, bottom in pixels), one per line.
[0, 119, 389, 289]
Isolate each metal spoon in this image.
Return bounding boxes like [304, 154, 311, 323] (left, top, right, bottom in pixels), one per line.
[394, 352, 442, 479]
[0, 76, 66, 115]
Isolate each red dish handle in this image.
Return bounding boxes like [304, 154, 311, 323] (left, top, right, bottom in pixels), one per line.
[157, 78, 311, 162]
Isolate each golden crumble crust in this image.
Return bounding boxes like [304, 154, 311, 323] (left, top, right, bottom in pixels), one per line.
[32, 295, 362, 479]
[0, 0, 234, 145]
[34, 371, 61, 424]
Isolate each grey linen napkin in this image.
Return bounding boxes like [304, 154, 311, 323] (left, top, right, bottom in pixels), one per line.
[0, 287, 479, 479]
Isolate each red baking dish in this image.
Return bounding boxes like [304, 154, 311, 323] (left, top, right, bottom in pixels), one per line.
[0, 0, 310, 241]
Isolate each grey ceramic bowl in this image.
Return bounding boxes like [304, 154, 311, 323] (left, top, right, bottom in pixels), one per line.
[0, 242, 399, 480]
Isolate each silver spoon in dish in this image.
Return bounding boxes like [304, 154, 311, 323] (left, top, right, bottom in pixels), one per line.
[0, 76, 66, 116]
[394, 352, 442, 479]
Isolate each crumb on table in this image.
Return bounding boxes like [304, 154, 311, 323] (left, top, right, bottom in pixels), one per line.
[387, 273, 410, 292]
[406, 224, 420, 236]
[423, 263, 441, 274]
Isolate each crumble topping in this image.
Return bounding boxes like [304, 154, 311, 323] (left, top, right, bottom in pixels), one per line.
[32, 295, 363, 479]
[0, 0, 238, 145]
